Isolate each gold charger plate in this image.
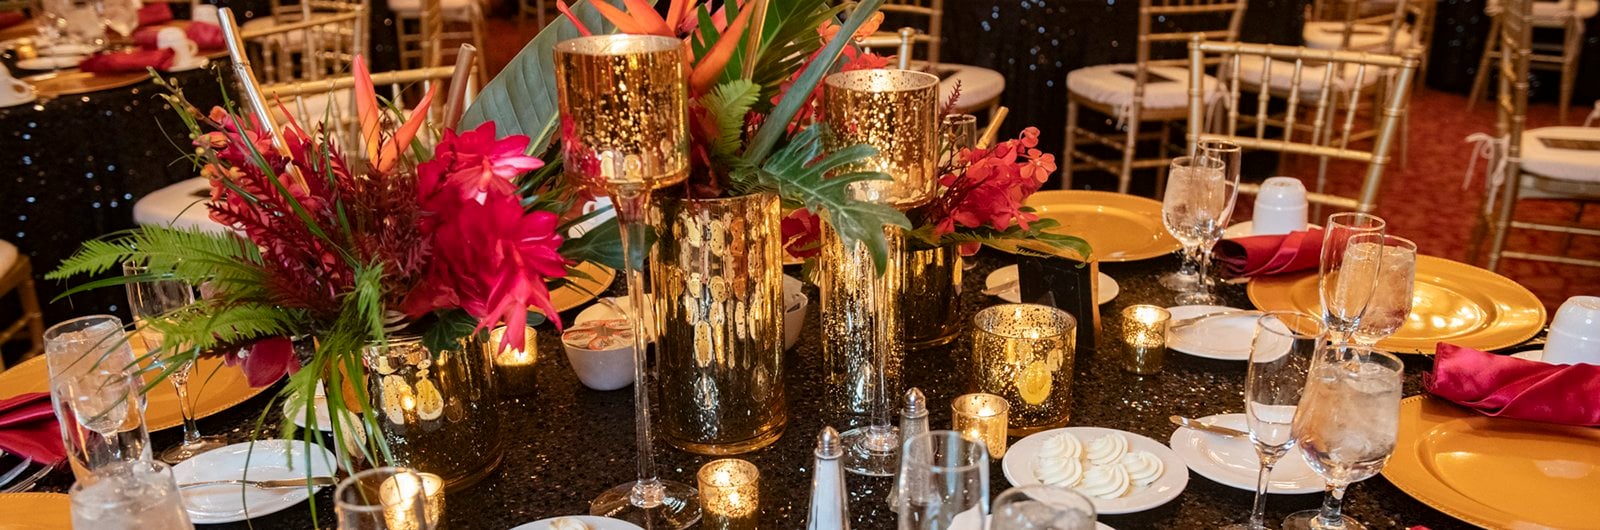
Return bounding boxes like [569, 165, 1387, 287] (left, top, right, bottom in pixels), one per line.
[548, 261, 616, 313]
[0, 492, 70, 529]
[1023, 190, 1181, 262]
[0, 21, 36, 43]
[1383, 396, 1600, 529]
[22, 70, 146, 97]
[1247, 255, 1545, 354]
[0, 348, 267, 432]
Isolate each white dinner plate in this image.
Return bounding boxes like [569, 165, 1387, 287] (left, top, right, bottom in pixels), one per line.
[1002, 427, 1189, 515]
[1167, 413, 1324, 494]
[14, 55, 82, 70]
[508, 515, 646, 530]
[172, 439, 338, 524]
[1167, 305, 1258, 361]
[40, 43, 97, 56]
[165, 56, 209, 72]
[1222, 221, 1321, 240]
[0, 90, 36, 108]
[984, 265, 1119, 305]
[950, 511, 1116, 530]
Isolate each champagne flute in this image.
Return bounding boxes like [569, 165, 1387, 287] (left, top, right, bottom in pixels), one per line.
[1349, 235, 1417, 347]
[1226, 311, 1327, 530]
[894, 431, 989, 530]
[555, 34, 699, 528]
[1161, 140, 1242, 293]
[124, 262, 226, 463]
[1283, 345, 1404, 530]
[1317, 213, 1387, 343]
[96, 0, 140, 45]
[1161, 155, 1234, 305]
[990, 485, 1097, 530]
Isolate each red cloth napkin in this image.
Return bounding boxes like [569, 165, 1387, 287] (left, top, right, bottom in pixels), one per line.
[0, 12, 25, 30]
[79, 48, 174, 73]
[137, 3, 174, 27]
[0, 392, 66, 466]
[1215, 228, 1325, 278]
[132, 21, 225, 51]
[1424, 343, 1600, 426]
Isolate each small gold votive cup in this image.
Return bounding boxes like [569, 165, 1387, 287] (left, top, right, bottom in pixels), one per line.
[952, 393, 1010, 458]
[697, 458, 760, 530]
[418, 472, 445, 528]
[969, 304, 1078, 436]
[1121, 305, 1171, 375]
[489, 325, 538, 396]
[822, 69, 941, 208]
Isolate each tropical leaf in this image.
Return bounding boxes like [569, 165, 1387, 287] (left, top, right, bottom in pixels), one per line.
[907, 218, 1093, 261]
[700, 79, 761, 158]
[457, 0, 617, 149]
[47, 226, 268, 300]
[558, 216, 642, 270]
[749, 0, 839, 102]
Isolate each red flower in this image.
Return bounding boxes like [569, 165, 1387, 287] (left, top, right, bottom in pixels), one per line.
[781, 208, 824, 259]
[419, 123, 544, 206]
[926, 127, 1054, 236]
[227, 337, 302, 388]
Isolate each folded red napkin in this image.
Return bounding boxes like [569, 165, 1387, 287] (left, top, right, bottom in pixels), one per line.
[1424, 343, 1600, 426]
[1215, 228, 1325, 278]
[132, 21, 225, 51]
[0, 11, 25, 30]
[79, 48, 174, 73]
[137, 3, 174, 27]
[0, 392, 66, 466]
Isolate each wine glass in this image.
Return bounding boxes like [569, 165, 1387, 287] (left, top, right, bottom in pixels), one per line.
[97, 0, 140, 45]
[990, 485, 1097, 530]
[69, 460, 193, 529]
[1318, 213, 1386, 343]
[1226, 311, 1327, 530]
[554, 34, 699, 528]
[124, 261, 227, 464]
[1161, 155, 1234, 305]
[1349, 235, 1417, 347]
[336, 467, 433, 530]
[1283, 345, 1404, 530]
[1161, 140, 1242, 293]
[894, 430, 989, 530]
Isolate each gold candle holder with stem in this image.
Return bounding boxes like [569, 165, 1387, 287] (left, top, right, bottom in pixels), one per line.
[697, 459, 760, 530]
[951, 393, 1010, 458]
[1121, 305, 1170, 375]
[555, 34, 699, 529]
[819, 69, 939, 476]
[489, 326, 538, 397]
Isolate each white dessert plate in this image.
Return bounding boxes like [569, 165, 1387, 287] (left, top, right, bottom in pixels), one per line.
[509, 515, 646, 530]
[950, 511, 1115, 530]
[172, 439, 338, 524]
[14, 55, 82, 70]
[165, 56, 208, 72]
[985, 265, 1118, 305]
[1167, 413, 1324, 494]
[1167, 305, 1258, 361]
[1508, 349, 1580, 365]
[1222, 221, 1321, 240]
[40, 43, 97, 56]
[0, 91, 36, 108]
[1002, 427, 1189, 515]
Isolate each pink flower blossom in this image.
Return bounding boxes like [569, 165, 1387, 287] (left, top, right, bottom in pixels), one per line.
[227, 337, 302, 388]
[419, 123, 544, 206]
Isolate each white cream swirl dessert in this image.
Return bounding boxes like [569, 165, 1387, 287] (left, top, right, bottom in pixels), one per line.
[1120, 451, 1165, 486]
[1078, 462, 1132, 499]
[1035, 451, 1084, 487]
[548, 518, 592, 530]
[1039, 432, 1083, 461]
[1085, 433, 1130, 466]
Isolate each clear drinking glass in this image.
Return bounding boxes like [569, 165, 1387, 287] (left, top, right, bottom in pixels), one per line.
[1283, 345, 1404, 530]
[70, 459, 194, 530]
[894, 430, 989, 530]
[1318, 213, 1386, 343]
[990, 485, 1097, 530]
[1162, 141, 1242, 293]
[43, 315, 151, 482]
[97, 0, 140, 42]
[124, 262, 227, 463]
[1226, 311, 1327, 530]
[1348, 235, 1417, 347]
[1162, 155, 1235, 305]
[336, 467, 434, 530]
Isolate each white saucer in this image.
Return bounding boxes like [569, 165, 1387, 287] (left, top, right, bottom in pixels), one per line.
[1167, 413, 1325, 494]
[40, 43, 97, 56]
[165, 56, 208, 72]
[950, 511, 1115, 530]
[1223, 221, 1320, 240]
[1002, 427, 1189, 515]
[14, 55, 82, 70]
[985, 265, 1119, 305]
[1167, 305, 1258, 361]
[0, 91, 37, 108]
[171, 439, 338, 524]
[1507, 349, 1585, 365]
[509, 516, 645, 530]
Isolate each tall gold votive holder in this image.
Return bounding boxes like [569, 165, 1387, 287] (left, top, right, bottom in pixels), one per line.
[489, 326, 538, 397]
[951, 393, 1010, 458]
[554, 34, 690, 193]
[822, 69, 940, 208]
[970, 304, 1078, 436]
[1121, 305, 1170, 375]
[697, 458, 760, 530]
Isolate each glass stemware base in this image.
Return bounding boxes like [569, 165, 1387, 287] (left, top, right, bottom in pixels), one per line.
[1283, 509, 1364, 530]
[590, 479, 701, 529]
[1159, 269, 1200, 292]
[1174, 290, 1220, 306]
[841, 424, 900, 476]
[158, 436, 228, 464]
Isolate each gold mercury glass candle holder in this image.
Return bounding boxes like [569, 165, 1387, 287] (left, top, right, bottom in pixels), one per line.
[952, 393, 1010, 458]
[418, 472, 445, 528]
[1121, 305, 1170, 375]
[697, 459, 760, 530]
[490, 326, 538, 397]
[822, 69, 940, 208]
[969, 304, 1078, 436]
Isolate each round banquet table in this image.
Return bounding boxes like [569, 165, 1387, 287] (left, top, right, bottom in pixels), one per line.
[26, 251, 1482, 529]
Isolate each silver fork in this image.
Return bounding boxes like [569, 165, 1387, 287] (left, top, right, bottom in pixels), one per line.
[1168, 309, 1261, 332]
[178, 476, 338, 490]
[0, 456, 32, 488]
[0, 463, 54, 493]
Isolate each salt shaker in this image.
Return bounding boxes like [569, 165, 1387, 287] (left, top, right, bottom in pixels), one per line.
[885, 388, 929, 508]
[807, 427, 850, 530]
[1252, 176, 1309, 236]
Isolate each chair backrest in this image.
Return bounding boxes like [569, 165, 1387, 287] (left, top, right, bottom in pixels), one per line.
[1313, 0, 1414, 53]
[879, 0, 944, 64]
[1130, 0, 1249, 112]
[261, 65, 462, 150]
[1186, 37, 1420, 213]
[240, 0, 367, 84]
[1494, 0, 1533, 157]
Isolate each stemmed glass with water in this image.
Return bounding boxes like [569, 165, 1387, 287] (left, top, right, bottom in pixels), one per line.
[894, 431, 989, 530]
[97, 0, 141, 47]
[123, 261, 227, 463]
[1227, 311, 1327, 530]
[1346, 235, 1417, 347]
[1317, 213, 1387, 343]
[1283, 345, 1404, 530]
[1162, 145, 1241, 305]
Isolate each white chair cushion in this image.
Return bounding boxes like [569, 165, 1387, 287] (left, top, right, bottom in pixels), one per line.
[1486, 0, 1599, 27]
[0, 239, 17, 276]
[1521, 126, 1600, 183]
[1233, 55, 1383, 95]
[1302, 22, 1414, 52]
[133, 178, 229, 234]
[1066, 64, 1217, 112]
[933, 63, 1005, 114]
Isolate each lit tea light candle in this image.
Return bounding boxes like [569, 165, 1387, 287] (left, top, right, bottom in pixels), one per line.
[418, 472, 445, 528]
[952, 393, 1010, 458]
[1122, 305, 1171, 375]
[378, 470, 439, 528]
[698, 458, 760, 530]
[490, 325, 538, 396]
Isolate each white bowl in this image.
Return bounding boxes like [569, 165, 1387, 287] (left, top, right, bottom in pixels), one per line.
[562, 320, 636, 391]
[783, 275, 808, 350]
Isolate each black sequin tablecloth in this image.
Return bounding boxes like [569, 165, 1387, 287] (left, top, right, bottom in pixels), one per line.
[32, 251, 1478, 530]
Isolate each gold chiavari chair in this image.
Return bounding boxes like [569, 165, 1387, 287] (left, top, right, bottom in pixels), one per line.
[237, 2, 366, 85]
[391, 0, 486, 86]
[1471, 0, 1600, 271]
[1060, 0, 1249, 194]
[855, 0, 1006, 117]
[1301, 0, 1433, 164]
[1469, 0, 1594, 124]
[262, 65, 464, 150]
[519, 0, 546, 28]
[1185, 36, 1421, 214]
[0, 240, 44, 370]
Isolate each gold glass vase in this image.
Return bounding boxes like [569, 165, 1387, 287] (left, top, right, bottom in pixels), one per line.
[362, 333, 502, 491]
[969, 304, 1078, 436]
[901, 244, 964, 349]
[818, 225, 907, 417]
[650, 191, 787, 455]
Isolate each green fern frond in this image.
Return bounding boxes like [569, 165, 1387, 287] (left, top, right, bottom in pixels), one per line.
[700, 79, 762, 159]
